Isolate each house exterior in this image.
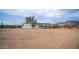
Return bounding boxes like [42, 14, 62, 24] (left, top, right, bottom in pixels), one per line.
[22, 23, 53, 29]
[22, 23, 32, 28]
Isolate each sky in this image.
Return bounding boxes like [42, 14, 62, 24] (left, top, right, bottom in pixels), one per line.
[0, 9, 79, 25]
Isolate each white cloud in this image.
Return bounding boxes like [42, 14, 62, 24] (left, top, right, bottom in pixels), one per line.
[68, 11, 79, 17]
[47, 13, 53, 17]
[45, 9, 66, 18]
[33, 10, 44, 14]
[0, 9, 72, 22]
[0, 9, 64, 18]
[0, 9, 30, 16]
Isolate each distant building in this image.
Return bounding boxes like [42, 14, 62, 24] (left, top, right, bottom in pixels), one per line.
[22, 23, 53, 29]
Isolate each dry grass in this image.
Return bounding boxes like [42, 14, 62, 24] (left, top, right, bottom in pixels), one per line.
[0, 28, 79, 49]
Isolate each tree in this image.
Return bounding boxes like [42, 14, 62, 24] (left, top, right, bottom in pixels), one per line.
[25, 16, 37, 29]
[32, 20, 37, 29]
[1, 22, 3, 28]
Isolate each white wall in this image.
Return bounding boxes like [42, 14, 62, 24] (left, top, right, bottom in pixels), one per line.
[22, 24, 40, 29]
[22, 24, 32, 28]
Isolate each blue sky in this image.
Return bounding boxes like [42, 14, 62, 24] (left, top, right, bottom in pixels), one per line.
[0, 9, 79, 25]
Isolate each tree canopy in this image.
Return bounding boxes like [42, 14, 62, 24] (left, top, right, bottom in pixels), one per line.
[25, 16, 37, 29]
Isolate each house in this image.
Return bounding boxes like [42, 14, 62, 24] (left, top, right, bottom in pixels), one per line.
[22, 23, 53, 29]
[22, 23, 32, 28]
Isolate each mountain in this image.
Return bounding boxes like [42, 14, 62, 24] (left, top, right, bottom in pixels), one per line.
[57, 20, 79, 26]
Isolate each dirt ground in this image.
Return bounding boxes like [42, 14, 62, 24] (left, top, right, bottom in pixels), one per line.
[0, 28, 79, 49]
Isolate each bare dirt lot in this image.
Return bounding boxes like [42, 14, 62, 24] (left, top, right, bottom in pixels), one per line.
[0, 28, 79, 49]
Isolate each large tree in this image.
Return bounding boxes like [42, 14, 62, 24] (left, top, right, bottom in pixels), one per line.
[25, 16, 37, 29]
